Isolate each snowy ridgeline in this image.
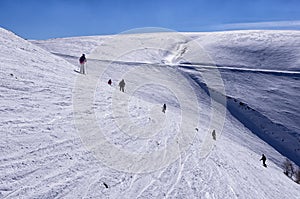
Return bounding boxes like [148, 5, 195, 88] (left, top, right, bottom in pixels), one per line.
[32, 30, 300, 71]
[1, 27, 300, 198]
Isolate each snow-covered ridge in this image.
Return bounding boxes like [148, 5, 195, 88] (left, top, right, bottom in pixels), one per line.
[0, 28, 76, 83]
[32, 30, 300, 71]
[185, 30, 300, 71]
[31, 35, 111, 58]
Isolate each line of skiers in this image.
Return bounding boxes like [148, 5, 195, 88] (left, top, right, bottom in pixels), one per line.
[107, 79, 126, 92]
[78, 55, 126, 94]
[108, 78, 167, 113]
[78, 54, 126, 93]
[210, 128, 267, 167]
[79, 54, 268, 168]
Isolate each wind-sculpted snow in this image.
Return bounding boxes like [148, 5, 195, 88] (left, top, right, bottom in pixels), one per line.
[185, 30, 300, 72]
[1, 27, 300, 198]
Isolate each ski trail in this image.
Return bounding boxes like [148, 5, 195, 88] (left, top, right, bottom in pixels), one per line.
[212, 162, 238, 199]
[53, 52, 300, 76]
[180, 63, 300, 75]
[135, 169, 166, 198]
[164, 152, 189, 198]
[77, 171, 102, 199]
[0, 139, 79, 172]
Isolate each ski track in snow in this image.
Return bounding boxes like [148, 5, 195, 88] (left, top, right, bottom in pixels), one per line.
[48, 52, 300, 76]
[1, 28, 300, 198]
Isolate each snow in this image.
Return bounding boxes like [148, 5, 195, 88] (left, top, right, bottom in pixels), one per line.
[185, 30, 300, 72]
[1, 27, 300, 198]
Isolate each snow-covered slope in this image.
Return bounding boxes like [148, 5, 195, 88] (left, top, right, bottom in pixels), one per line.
[1, 27, 300, 198]
[0, 27, 77, 153]
[185, 30, 300, 71]
[34, 30, 300, 163]
[31, 35, 110, 58]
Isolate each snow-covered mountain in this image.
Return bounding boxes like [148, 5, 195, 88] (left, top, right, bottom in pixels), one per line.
[1, 27, 300, 198]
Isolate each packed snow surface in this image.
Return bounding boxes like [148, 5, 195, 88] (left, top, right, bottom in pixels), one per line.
[1, 28, 300, 198]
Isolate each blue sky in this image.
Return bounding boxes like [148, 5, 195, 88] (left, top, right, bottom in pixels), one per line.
[0, 0, 300, 39]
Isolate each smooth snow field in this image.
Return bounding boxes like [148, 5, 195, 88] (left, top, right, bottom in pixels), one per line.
[1, 27, 300, 198]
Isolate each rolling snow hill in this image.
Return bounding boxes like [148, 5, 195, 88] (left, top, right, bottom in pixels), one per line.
[1, 27, 300, 198]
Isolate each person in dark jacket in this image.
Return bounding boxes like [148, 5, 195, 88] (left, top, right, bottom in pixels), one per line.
[79, 54, 87, 74]
[162, 103, 166, 113]
[108, 79, 112, 85]
[260, 154, 267, 167]
[119, 79, 125, 92]
[212, 130, 216, 140]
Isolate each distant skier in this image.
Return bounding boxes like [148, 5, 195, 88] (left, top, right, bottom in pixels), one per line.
[79, 54, 87, 74]
[162, 103, 166, 113]
[119, 79, 125, 92]
[212, 130, 216, 140]
[260, 154, 267, 167]
[108, 79, 112, 86]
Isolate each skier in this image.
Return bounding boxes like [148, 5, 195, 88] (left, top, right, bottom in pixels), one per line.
[260, 154, 267, 167]
[162, 103, 166, 113]
[108, 79, 112, 86]
[212, 130, 216, 140]
[79, 54, 87, 74]
[119, 79, 125, 92]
